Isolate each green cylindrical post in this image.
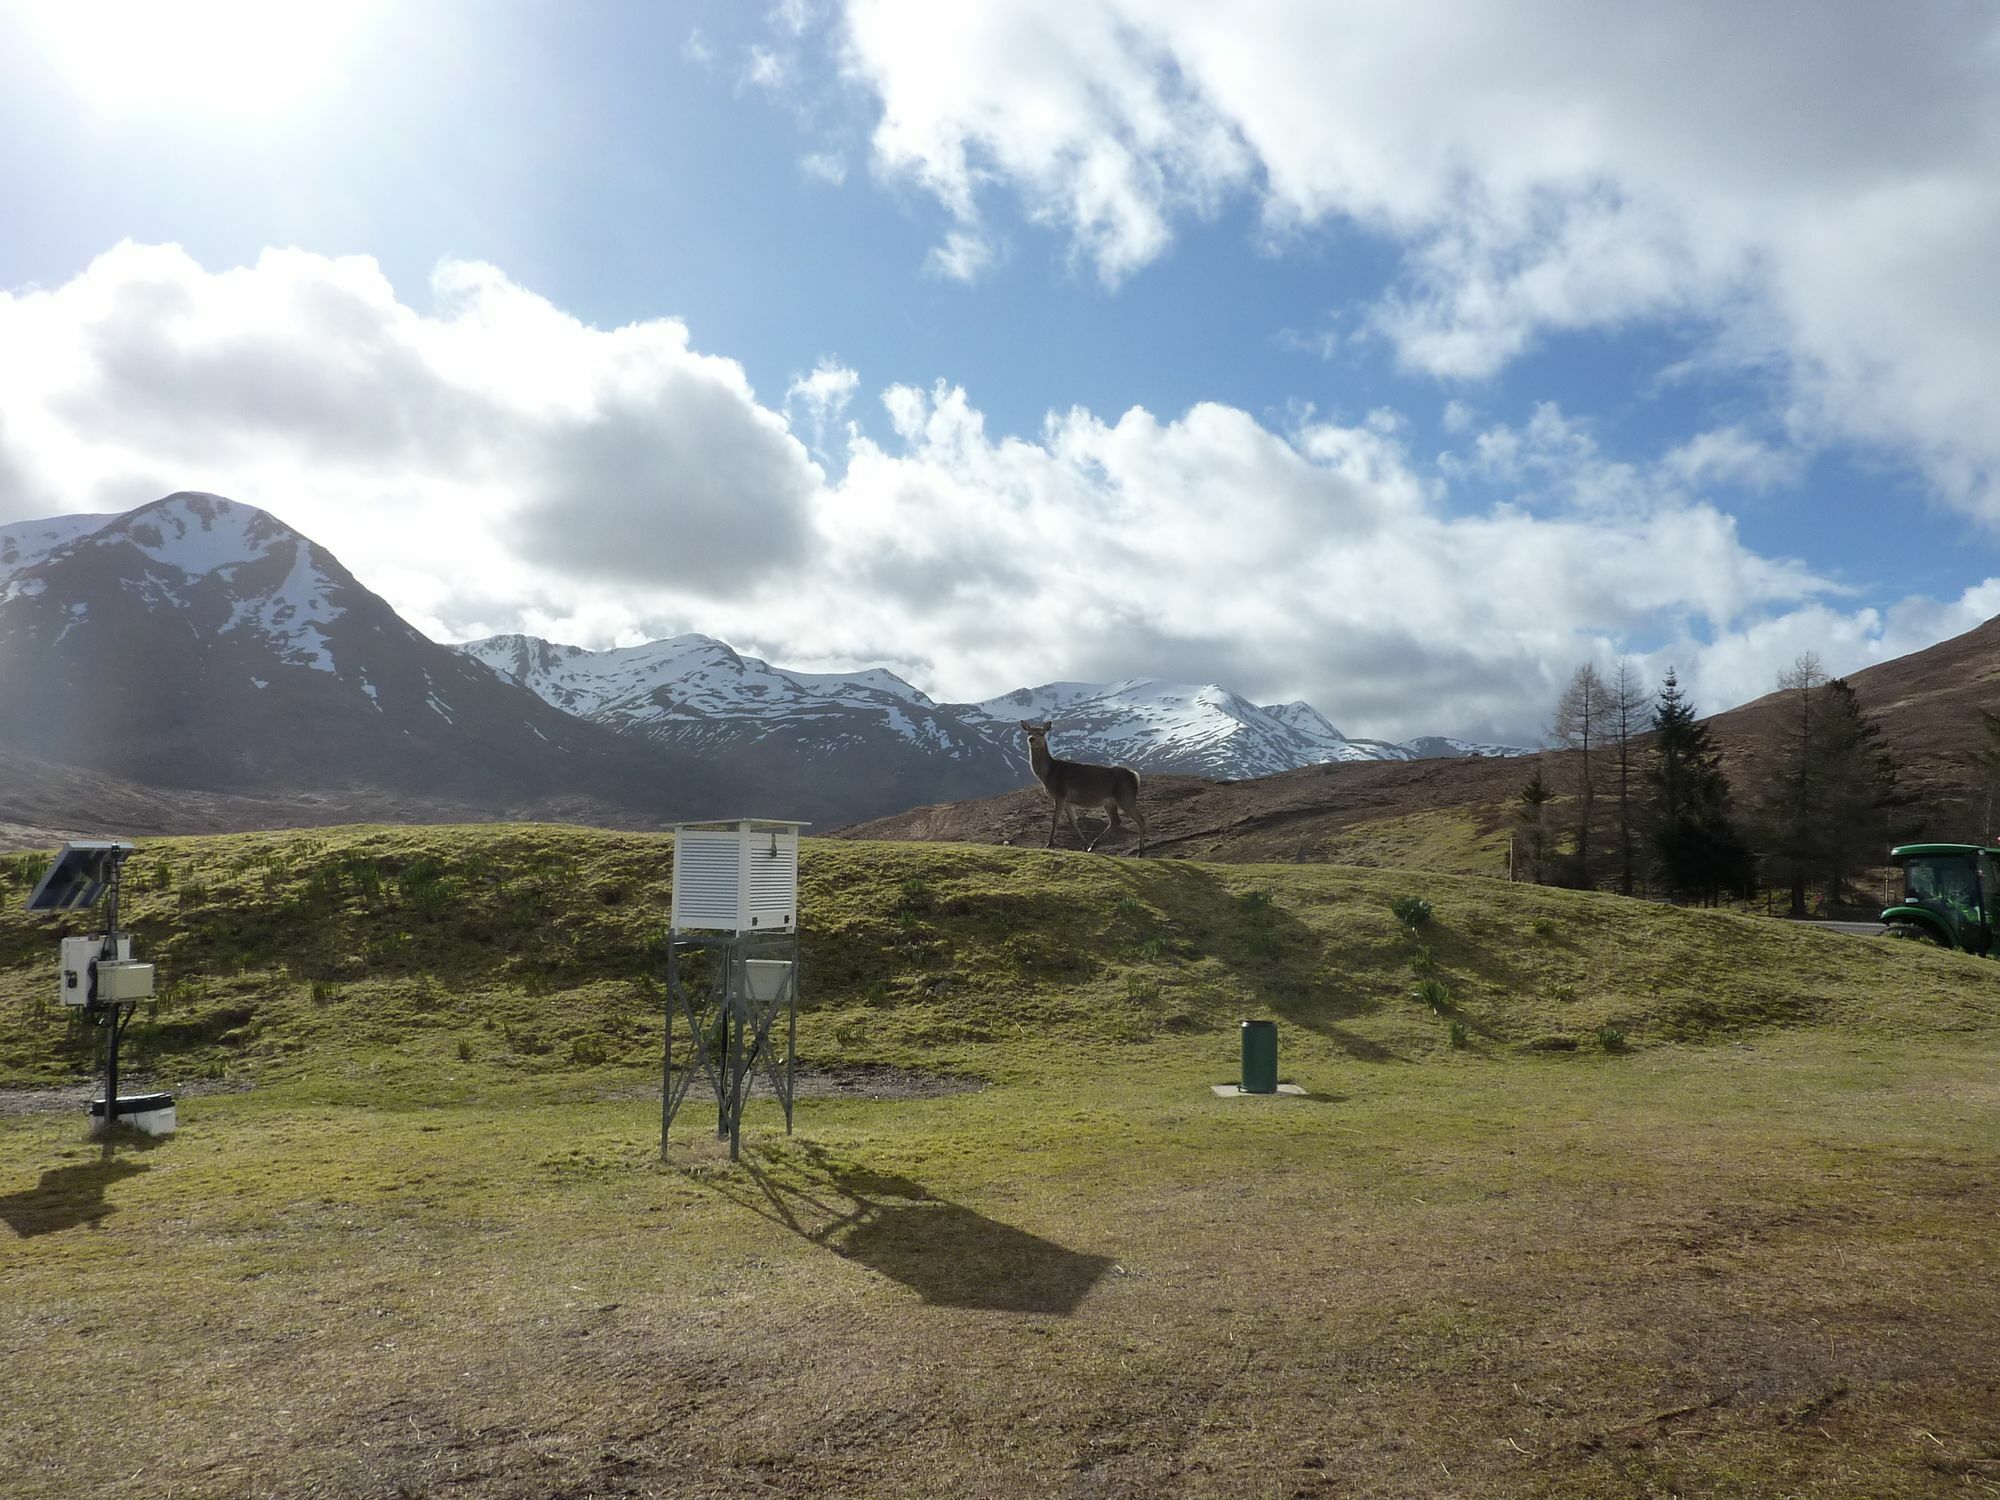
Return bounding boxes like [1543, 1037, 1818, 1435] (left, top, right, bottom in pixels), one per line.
[1240, 1019, 1277, 1094]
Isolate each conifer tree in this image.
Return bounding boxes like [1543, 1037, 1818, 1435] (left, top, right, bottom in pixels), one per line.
[1814, 677, 1901, 903]
[1551, 663, 1607, 887]
[1515, 762, 1556, 885]
[1758, 653, 1827, 917]
[1646, 668, 1752, 903]
[1608, 659, 1648, 895]
[1967, 708, 2000, 838]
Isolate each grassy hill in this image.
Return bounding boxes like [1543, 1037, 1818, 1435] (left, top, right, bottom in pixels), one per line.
[2, 823, 1991, 1088]
[3, 827, 1998, 1497]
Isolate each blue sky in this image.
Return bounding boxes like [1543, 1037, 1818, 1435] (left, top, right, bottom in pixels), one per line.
[1, 1, 1996, 745]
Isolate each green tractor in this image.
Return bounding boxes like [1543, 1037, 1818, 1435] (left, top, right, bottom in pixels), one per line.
[1882, 843, 2000, 952]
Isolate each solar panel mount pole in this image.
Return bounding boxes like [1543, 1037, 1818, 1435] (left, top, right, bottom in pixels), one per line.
[97, 850, 130, 1137]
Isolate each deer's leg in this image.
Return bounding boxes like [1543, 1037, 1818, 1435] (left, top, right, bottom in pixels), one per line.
[1122, 792, 1147, 854]
[1067, 803, 1092, 849]
[1046, 798, 1063, 848]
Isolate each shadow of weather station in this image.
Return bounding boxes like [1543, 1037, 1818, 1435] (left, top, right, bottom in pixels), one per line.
[699, 1142, 1114, 1316]
[0, 1154, 150, 1239]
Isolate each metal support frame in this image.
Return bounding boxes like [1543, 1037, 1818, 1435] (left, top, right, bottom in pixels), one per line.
[662, 928, 799, 1160]
[90, 851, 137, 1134]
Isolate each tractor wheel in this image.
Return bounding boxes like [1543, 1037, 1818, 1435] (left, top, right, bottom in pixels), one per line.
[1885, 921, 1949, 947]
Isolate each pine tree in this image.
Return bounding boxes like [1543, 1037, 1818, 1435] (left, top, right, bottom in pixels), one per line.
[1515, 762, 1556, 885]
[1646, 668, 1752, 904]
[1551, 663, 1607, 887]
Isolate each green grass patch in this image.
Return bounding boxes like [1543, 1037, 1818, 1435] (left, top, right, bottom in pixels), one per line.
[2, 827, 1998, 1496]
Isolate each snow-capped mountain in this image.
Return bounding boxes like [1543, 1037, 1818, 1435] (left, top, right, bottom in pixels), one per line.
[455, 634, 1526, 789]
[0, 494, 749, 819]
[456, 633, 1025, 817]
[0, 513, 117, 581]
[964, 680, 1523, 777]
[3, 493, 1522, 830]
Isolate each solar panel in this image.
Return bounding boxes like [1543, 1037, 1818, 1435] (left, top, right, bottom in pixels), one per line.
[25, 841, 135, 912]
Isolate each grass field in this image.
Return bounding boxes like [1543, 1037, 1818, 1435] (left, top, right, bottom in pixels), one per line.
[2, 826, 1997, 1497]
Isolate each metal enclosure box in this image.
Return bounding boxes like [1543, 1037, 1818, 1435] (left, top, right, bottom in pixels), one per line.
[59, 935, 135, 1007]
[96, 961, 155, 1002]
[670, 819, 807, 932]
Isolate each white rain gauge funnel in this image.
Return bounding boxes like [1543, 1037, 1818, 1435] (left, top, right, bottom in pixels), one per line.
[663, 819, 808, 1160]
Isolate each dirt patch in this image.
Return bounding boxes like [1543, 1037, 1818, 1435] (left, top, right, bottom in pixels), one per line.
[0, 1076, 254, 1117]
[602, 1062, 984, 1104]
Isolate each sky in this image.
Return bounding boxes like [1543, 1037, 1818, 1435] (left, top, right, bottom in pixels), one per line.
[0, 0, 1997, 746]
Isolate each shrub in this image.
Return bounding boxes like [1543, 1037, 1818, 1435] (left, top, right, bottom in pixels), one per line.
[1238, 888, 1274, 914]
[1532, 916, 1558, 939]
[1411, 977, 1452, 1014]
[1549, 981, 1577, 1004]
[309, 980, 339, 1006]
[456, 1038, 474, 1062]
[1114, 895, 1144, 917]
[568, 1037, 608, 1067]
[1597, 1024, 1628, 1053]
[1448, 1019, 1469, 1049]
[1406, 944, 1438, 975]
[1389, 895, 1433, 930]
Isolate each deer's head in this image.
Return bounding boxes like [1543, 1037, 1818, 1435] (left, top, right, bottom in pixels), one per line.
[1018, 719, 1052, 751]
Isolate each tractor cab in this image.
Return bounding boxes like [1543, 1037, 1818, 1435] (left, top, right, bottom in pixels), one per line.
[1883, 843, 2000, 952]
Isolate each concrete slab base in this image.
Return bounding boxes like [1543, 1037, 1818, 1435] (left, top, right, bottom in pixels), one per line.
[1210, 1083, 1307, 1098]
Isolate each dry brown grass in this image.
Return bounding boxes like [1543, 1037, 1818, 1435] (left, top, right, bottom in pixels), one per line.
[2, 829, 1998, 1496]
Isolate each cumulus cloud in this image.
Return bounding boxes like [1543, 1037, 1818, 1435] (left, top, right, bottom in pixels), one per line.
[0, 243, 1989, 743]
[831, 1, 2000, 516]
[0, 242, 822, 617]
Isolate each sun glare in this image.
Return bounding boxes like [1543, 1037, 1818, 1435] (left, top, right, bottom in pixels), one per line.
[22, 0, 377, 117]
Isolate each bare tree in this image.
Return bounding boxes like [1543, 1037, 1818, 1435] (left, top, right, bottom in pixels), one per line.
[1608, 659, 1648, 896]
[1552, 663, 1608, 887]
[1756, 652, 1828, 917]
[1968, 708, 2000, 838]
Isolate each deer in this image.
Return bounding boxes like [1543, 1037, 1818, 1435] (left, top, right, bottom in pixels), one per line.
[1018, 720, 1147, 854]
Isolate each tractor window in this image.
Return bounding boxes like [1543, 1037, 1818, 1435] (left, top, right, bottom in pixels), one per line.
[1906, 857, 1980, 921]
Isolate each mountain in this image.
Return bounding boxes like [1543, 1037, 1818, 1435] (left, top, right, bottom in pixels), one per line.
[1, 493, 1526, 838]
[455, 639, 1527, 792]
[0, 493, 752, 823]
[454, 632, 1025, 820]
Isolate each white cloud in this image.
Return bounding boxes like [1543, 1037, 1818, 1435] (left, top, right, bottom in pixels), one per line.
[799, 150, 847, 185]
[1662, 426, 1803, 494]
[0, 243, 1985, 744]
[925, 228, 996, 283]
[786, 359, 860, 454]
[745, 44, 790, 92]
[0, 242, 821, 608]
[832, 1, 2000, 516]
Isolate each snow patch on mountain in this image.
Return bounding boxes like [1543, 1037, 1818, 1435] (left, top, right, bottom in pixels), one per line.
[0, 513, 115, 583]
[455, 632, 961, 748]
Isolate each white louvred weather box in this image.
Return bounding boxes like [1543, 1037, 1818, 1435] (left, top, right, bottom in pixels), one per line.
[670, 819, 808, 932]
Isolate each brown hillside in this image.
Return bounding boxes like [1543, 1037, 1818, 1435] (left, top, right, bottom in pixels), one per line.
[839, 613, 2000, 867]
[833, 755, 1535, 873]
[1707, 612, 2000, 793]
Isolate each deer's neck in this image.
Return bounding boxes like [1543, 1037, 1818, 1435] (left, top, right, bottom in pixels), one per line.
[1028, 737, 1054, 782]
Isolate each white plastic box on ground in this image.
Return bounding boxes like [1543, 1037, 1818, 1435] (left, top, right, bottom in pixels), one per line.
[91, 1093, 176, 1136]
[669, 819, 808, 933]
